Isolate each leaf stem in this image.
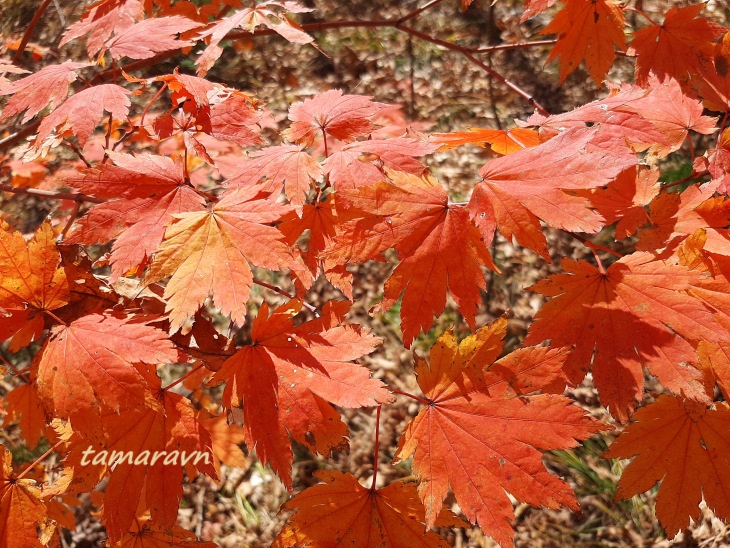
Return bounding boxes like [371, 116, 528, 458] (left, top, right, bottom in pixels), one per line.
[16, 438, 65, 481]
[0, 352, 30, 383]
[370, 405, 382, 491]
[163, 363, 206, 392]
[67, 142, 91, 168]
[43, 309, 67, 326]
[623, 6, 660, 27]
[252, 278, 320, 316]
[58, 201, 82, 243]
[391, 388, 430, 406]
[140, 82, 168, 127]
[566, 231, 622, 259]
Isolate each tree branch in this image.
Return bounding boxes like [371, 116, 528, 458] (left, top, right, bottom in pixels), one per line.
[0, 183, 106, 203]
[12, 0, 53, 66]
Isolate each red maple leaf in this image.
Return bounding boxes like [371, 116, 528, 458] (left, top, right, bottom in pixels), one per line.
[324, 171, 497, 347]
[394, 318, 605, 546]
[212, 300, 392, 488]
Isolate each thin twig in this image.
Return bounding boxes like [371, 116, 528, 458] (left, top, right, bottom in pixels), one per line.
[370, 405, 382, 491]
[0, 351, 30, 383]
[473, 39, 557, 53]
[0, 183, 106, 203]
[623, 6, 660, 27]
[12, 0, 53, 65]
[16, 438, 65, 481]
[67, 141, 91, 168]
[391, 388, 430, 406]
[58, 201, 81, 242]
[164, 363, 206, 392]
[566, 231, 622, 259]
[252, 278, 320, 316]
[662, 175, 700, 189]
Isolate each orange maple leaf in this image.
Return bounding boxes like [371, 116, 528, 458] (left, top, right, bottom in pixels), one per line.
[630, 4, 727, 88]
[145, 185, 304, 333]
[66, 151, 206, 280]
[429, 127, 540, 155]
[227, 144, 323, 206]
[278, 195, 351, 297]
[30, 83, 131, 152]
[285, 90, 389, 146]
[36, 312, 179, 434]
[0, 445, 48, 548]
[117, 518, 218, 547]
[0, 221, 69, 352]
[604, 395, 730, 537]
[57, 378, 216, 543]
[213, 300, 392, 488]
[394, 319, 605, 547]
[324, 171, 497, 347]
[525, 252, 726, 420]
[469, 127, 636, 258]
[586, 166, 660, 240]
[637, 181, 730, 260]
[273, 470, 468, 548]
[541, 0, 626, 85]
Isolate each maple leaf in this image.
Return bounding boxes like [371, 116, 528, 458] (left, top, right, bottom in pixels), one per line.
[604, 395, 730, 537]
[148, 74, 263, 160]
[145, 185, 303, 333]
[60, 0, 143, 58]
[227, 144, 323, 206]
[528, 80, 711, 156]
[521, 0, 558, 21]
[429, 127, 540, 155]
[58, 378, 216, 542]
[525, 252, 726, 421]
[286, 90, 389, 146]
[35, 312, 179, 433]
[322, 137, 437, 191]
[324, 171, 498, 347]
[0, 445, 48, 548]
[273, 470, 467, 548]
[105, 16, 202, 60]
[212, 300, 392, 488]
[66, 151, 207, 280]
[0, 222, 69, 352]
[196, 1, 316, 76]
[694, 30, 730, 112]
[30, 83, 131, 152]
[709, 128, 730, 193]
[0, 61, 87, 123]
[198, 410, 248, 476]
[278, 194, 351, 296]
[117, 518, 218, 547]
[4, 365, 48, 451]
[469, 127, 636, 258]
[630, 4, 727, 88]
[628, 77, 718, 157]
[586, 166, 660, 239]
[541, 0, 626, 85]
[636, 181, 730, 257]
[394, 319, 605, 546]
